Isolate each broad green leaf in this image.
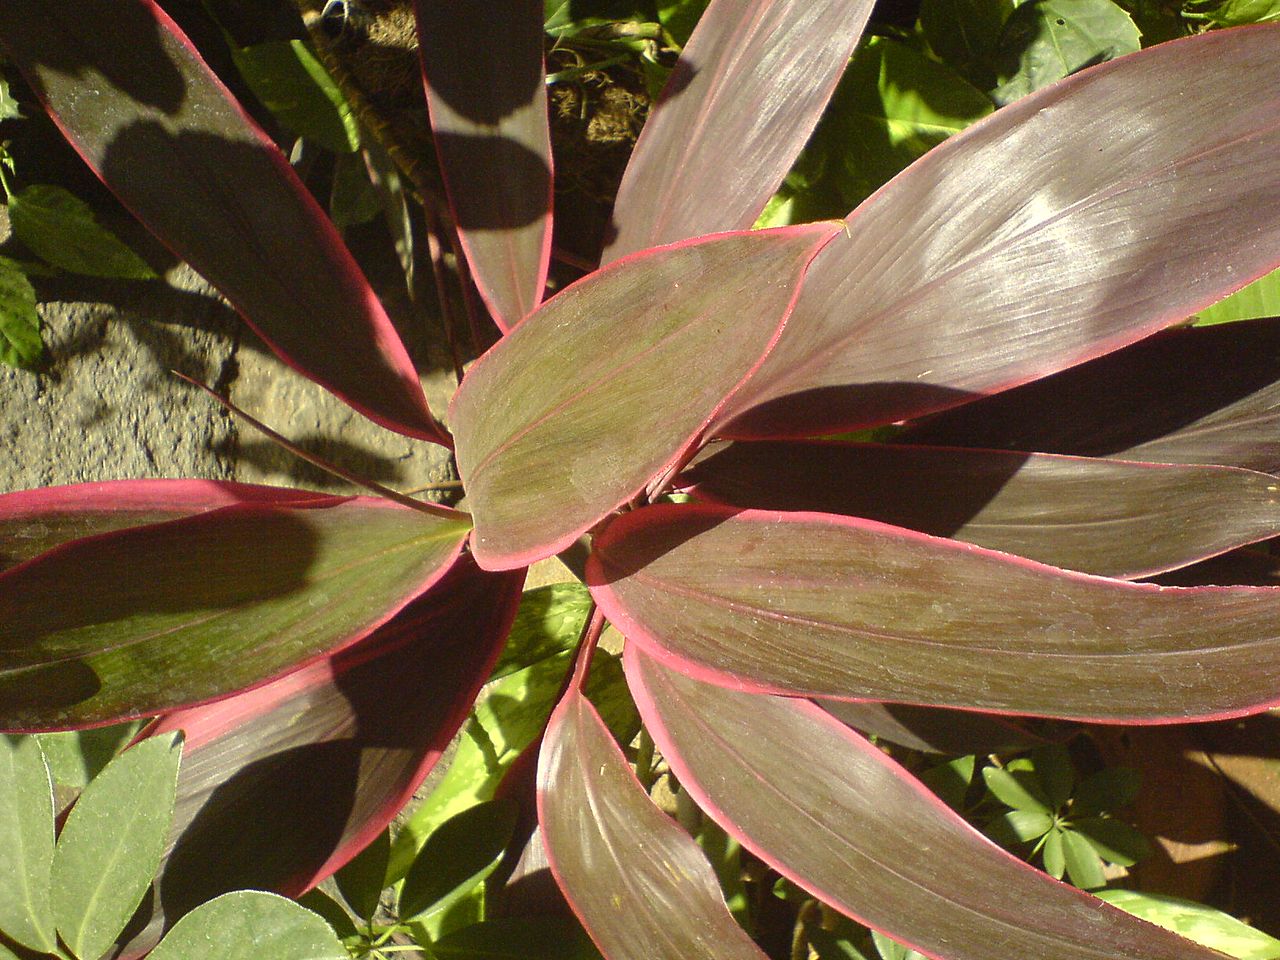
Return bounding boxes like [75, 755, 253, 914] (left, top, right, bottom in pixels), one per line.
[453, 224, 838, 569]
[334, 828, 390, 922]
[716, 27, 1280, 440]
[1071, 817, 1150, 865]
[983, 766, 1052, 814]
[1192, 267, 1280, 327]
[492, 583, 595, 680]
[51, 732, 182, 960]
[824, 37, 993, 210]
[604, 0, 873, 260]
[34, 721, 147, 794]
[992, 0, 1141, 105]
[627, 651, 1227, 960]
[0, 0, 446, 442]
[432, 915, 603, 959]
[8, 184, 155, 279]
[0, 735, 57, 953]
[1183, 0, 1280, 25]
[0, 944, 19, 960]
[231, 39, 360, 154]
[146, 890, 347, 960]
[0, 254, 41, 368]
[400, 800, 519, 922]
[919, 0, 1012, 87]
[1097, 890, 1280, 960]
[0, 498, 470, 729]
[1059, 829, 1106, 889]
[987, 809, 1054, 844]
[590, 502, 1280, 721]
[0, 80, 20, 120]
[415, 0, 551, 330]
[295, 888, 359, 941]
[538, 687, 769, 960]
[919, 755, 978, 810]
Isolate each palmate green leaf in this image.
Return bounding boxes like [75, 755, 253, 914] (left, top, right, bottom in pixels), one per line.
[8, 184, 156, 279]
[0, 497, 470, 729]
[1097, 890, 1280, 960]
[987, 809, 1054, 845]
[146, 891, 347, 960]
[538, 687, 769, 960]
[51, 732, 182, 960]
[589, 503, 1280, 722]
[0, 254, 41, 368]
[1059, 829, 1106, 889]
[1071, 817, 1150, 865]
[982, 767, 1052, 814]
[992, 0, 1140, 105]
[627, 651, 1227, 960]
[0, 735, 57, 954]
[231, 39, 360, 154]
[452, 224, 838, 570]
[1192, 267, 1280, 326]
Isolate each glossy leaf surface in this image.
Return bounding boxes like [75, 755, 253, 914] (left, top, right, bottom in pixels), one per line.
[538, 687, 769, 960]
[717, 25, 1280, 439]
[603, 0, 873, 261]
[128, 560, 524, 949]
[627, 650, 1226, 960]
[416, 0, 551, 330]
[51, 732, 181, 960]
[0, 735, 57, 953]
[452, 225, 837, 569]
[590, 503, 1280, 721]
[682, 440, 1280, 577]
[0, 0, 446, 442]
[0, 495, 470, 729]
[818, 700, 1041, 755]
[901, 316, 1280, 474]
[145, 891, 348, 960]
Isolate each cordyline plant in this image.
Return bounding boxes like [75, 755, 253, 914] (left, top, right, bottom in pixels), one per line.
[1, 1, 1279, 958]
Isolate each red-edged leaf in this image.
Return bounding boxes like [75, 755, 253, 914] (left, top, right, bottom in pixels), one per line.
[588, 502, 1280, 722]
[0, 0, 447, 443]
[0, 494, 471, 730]
[715, 25, 1280, 439]
[818, 701, 1042, 755]
[415, 0, 552, 331]
[603, 0, 872, 262]
[110, 558, 524, 957]
[682, 440, 1280, 578]
[0, 480, 333, 573]
[625, 649, 1227, 960]
[538, 687, 768, 960]
[451, 224, 838, 571]
[901, 316, 1280, 474]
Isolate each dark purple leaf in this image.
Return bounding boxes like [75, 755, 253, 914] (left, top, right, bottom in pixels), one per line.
[682, 440, 1280, 578]
[0, 493, 471, 730]
[0, 0, 448, 443]
[588, 502, 1280, 722]
[817, 700, 1043, 755]
[901, 316, 1280, 474]
[626, 649, 1227, 960]
[115, 558, 524, 956]
[714, 25, 1280, 439]
[415, 0, 552, 331]
[451, 224, 838, 570]
[603, 0, 872, 261]
[538, 687, 768, 960]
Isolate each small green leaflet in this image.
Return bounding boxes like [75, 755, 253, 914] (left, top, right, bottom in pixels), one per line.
[8, 185, 156, 279]
[0, 80, 21, 120]
[0, 256, 41, 368]
[231, 39, 361, 154]
[1192, 267, 1280, 326]
[992, 0, 1141, 105]
[1098, 890, 1280, 960]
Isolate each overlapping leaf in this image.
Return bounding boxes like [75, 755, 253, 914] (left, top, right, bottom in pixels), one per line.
[626, 650, 1226, 960]
[682, 440, 1280, 577]
[538, 687, 768, 960]
[715, 25, 1280, 439]
[452, 224, 837, 570]
[416, 0, 552, 331]
[0, 0, 447, 442]
[603, 0, 873, 261]
[902, 316, 1280, 474]
[114, 559, 523, 954]
[590, 502, 1280, 721]
[817, 700, 1041, 755]
[0, 492, 471, 729]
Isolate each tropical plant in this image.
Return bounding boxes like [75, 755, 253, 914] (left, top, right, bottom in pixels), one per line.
[0, 1, 1279, 959]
